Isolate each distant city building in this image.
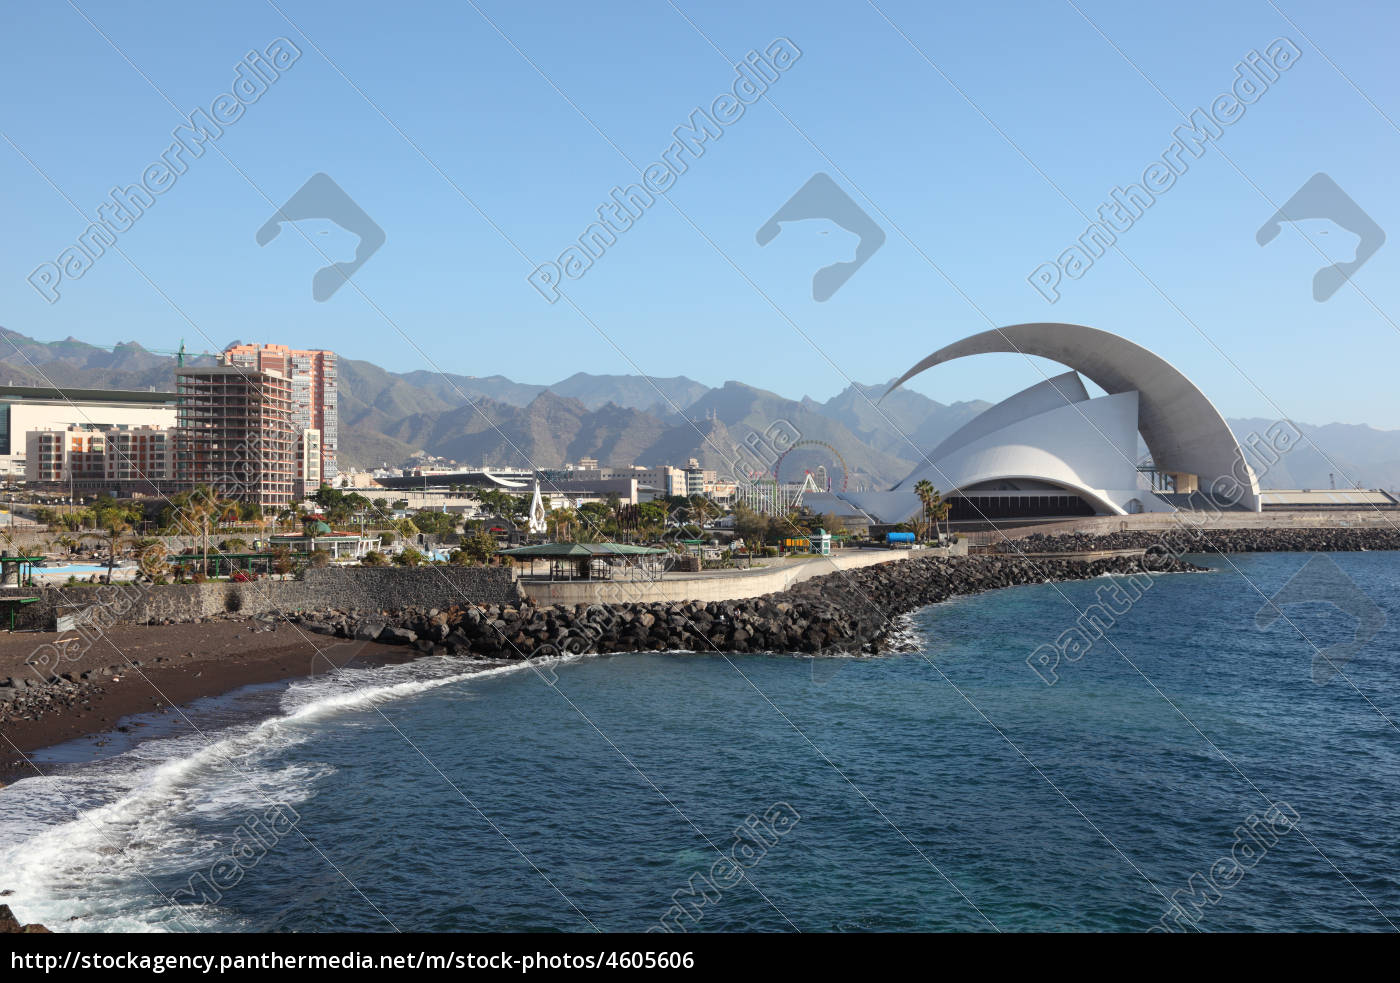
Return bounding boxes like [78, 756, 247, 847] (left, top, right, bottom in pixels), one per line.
[224, 343, 338, 485]
[23, 423, 174, 496]
[104, 425, 174, 487]
[175, 365, 296, 509]
[297, 428, 322, 499]
[682, 458, 717, 498]
[0, 385, 176, 478]
[26, 427, 103, 486]
[563, 464, 688, 499]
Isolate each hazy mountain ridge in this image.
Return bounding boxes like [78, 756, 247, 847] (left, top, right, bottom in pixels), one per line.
[1, 328, 1395, 491]
[1228, 418, 1400, 492]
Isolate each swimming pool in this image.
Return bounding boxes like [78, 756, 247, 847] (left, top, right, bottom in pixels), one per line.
[30, 563, 131, 577]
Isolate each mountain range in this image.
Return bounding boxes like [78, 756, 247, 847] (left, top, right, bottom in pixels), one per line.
[1, 327, 1396, 492]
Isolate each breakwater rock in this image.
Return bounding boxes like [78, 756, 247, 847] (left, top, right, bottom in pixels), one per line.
[292, 552, 1204, 658]
[0, 903, 49, 933]
[999, 526, 1400, 555]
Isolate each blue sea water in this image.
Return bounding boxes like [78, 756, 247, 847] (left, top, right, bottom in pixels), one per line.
[2, 551, 1398, 933]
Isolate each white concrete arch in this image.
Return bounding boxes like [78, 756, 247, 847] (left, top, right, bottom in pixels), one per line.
[884, 323, 1260, 510]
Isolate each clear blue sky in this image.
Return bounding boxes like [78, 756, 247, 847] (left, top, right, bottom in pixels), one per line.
[2, 0, 1397, 427]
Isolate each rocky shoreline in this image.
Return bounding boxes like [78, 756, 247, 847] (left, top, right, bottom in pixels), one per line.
[288, 551, 1206, 659]
[998, 525, 1400, 554]
[0, 904, 48, 933]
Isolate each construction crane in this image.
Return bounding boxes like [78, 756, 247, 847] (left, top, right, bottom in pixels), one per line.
[61, 338, 224, 366]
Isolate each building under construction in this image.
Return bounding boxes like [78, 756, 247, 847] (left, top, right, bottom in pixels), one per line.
[174, 365, 296, 509]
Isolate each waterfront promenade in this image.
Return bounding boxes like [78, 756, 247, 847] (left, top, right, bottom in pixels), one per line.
[516, 547, 920, 606]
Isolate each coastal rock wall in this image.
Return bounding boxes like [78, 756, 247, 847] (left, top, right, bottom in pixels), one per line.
[14, 566, 522, 630]
[996, 526, 1400, 554]
[293, 552, 1205, 658]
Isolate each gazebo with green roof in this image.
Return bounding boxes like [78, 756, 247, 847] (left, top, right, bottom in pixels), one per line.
[497, 542, 670, 582]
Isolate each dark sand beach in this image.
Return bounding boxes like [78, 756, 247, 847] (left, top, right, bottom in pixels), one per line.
[0, 619, 417, 781]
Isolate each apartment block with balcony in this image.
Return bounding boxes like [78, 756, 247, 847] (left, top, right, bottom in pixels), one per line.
[23, 424, 178, 497]
[105, 425, 173, 480]
[224, 343, 338, 485]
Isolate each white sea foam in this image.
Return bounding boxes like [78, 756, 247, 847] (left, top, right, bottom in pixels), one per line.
[882, 612, 922, 652]
[0, 653, 553, 932]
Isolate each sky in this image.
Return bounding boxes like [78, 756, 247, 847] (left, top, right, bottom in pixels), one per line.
[1, 0, 1397, 428]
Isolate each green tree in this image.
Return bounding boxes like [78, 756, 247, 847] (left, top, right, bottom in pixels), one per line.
[546, 506, 578, 541]
[394, 547, 424, 567]
[635, 500, 668, 541]
[733, 504, 770, 550]
[575, 501, 615, 541]
[413, 509, 460, 537]
[913, 480, 945, 541]
[271, 544, 294, 576]
[91, 496, 142, 582]
[164, 485, 224, 573]
[460, 531, 498, 564]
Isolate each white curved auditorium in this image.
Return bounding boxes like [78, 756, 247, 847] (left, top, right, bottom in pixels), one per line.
[808, 323, 1259, 525]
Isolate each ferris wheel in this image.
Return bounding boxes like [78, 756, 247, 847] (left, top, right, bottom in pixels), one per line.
[773, 440, 850, 493]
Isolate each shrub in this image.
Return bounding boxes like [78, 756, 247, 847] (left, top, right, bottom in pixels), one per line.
[271, 545, 294, 576]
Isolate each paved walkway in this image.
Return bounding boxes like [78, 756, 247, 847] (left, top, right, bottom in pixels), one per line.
[517, 548, 917, 606]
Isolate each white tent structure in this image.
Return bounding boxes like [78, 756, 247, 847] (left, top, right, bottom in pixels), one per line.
[527, 480, 548, 535]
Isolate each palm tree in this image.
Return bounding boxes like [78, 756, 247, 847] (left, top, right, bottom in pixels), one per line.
[933, 496, 951, 540]
[302, 514, 328, 555]
[913, 480, 940, 542]
[92, 500, 140, 582]
[687, 496, 713, 532]
[546, 506, 577, 541]
[165, 485, 220, 575]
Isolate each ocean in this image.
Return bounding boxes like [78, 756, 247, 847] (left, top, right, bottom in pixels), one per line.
[2, 551, 1398, 932]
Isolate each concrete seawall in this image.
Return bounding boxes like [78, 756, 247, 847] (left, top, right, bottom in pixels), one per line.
[516, 549, 918, 606]
[6, 566, 522, 630]
[291, 551, 1206, 659]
